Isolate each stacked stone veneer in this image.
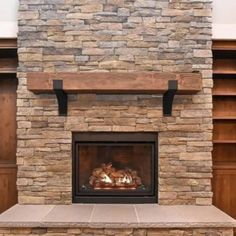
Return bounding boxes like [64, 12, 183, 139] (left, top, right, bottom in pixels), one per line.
[0, 228, 234, 236]
[17, 0, 213, 204]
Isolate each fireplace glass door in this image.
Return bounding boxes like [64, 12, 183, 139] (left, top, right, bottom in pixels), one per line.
[73, 133, 157, 203]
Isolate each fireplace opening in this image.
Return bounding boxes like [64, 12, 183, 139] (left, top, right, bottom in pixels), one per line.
[72, 132, 158, 203]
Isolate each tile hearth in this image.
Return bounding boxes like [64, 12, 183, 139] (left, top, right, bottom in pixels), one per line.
[0, 204, 235, 228]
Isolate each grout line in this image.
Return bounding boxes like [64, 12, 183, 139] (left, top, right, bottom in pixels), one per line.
[41, 205, 56, 220]
[133, 205, 140, 223]
[89, 205, 95, 223]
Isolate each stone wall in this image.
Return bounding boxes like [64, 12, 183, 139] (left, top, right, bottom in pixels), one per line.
[17, 0, 213, 204]
[0, 228, 234, 236]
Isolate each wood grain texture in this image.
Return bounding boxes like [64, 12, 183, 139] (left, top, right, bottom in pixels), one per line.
[213, 97, 236, 117]
[0, 58, 17, 74]
[212, 40, 236, 221]
[213, 120, 236, 141]
[213, 144, 236, 164]
[213, 167, 236, 219]
[0, 77, 17, 213]
[213, 59, 236, 74]
[27, 72, 202, 94]
[213, 78, 236, 96]
[213, 40, 236, 51]
[0, 168, 17, 213]
[0, 39, 17, 49]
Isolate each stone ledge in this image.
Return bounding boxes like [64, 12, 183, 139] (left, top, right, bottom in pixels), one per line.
[0, 204, 235, 229]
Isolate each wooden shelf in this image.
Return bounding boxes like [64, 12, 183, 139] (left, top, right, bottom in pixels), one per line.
[0, 39, 17, 49]
[212, 40, 236, 221]
[213, 40, 236, 51]
[213, 59, 236, 74]
[0, 58, 17, 74]
[213, 140, 236, 144]
[213, 70, 236, 75]
[0, 69, 17, 74]
[27, 72, 202, 116]
[213, 116, 236, 120]
[27, 72, 202, 94]
[213, 78, 236, 95]
[213, 143, 236, 163]
[213, 120, 236, 141]
[213, 97, 236, 117]
[213, 92, 236, 96]
[0, 163, 17, 168]
[213, 164, 236, 170]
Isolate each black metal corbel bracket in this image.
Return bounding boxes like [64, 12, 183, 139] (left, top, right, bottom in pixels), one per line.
[163, 80, 178, 116]
[53, 80, 68, 116]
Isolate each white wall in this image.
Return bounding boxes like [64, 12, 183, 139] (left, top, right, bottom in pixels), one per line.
[212, 0, 236, 39]
[0, 0, 18, 38]
[213, 0, 236, 24]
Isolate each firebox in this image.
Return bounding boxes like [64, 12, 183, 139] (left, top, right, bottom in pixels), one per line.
[72, 132, 158, 203]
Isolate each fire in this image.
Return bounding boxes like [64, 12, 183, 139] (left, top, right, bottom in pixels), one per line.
[89, 163, 142, 189]
[101, 173, 112, 183]
[120, 175, 132, 184]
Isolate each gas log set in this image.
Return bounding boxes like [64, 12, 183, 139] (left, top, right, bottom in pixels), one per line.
[73, 133, 157, 202]
[89, 163, 142, 190]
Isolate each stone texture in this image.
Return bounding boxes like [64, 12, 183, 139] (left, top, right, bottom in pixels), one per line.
[0, 228, 233, 236]
[17, 0, 213, 205]
[1, 205, 235, 228]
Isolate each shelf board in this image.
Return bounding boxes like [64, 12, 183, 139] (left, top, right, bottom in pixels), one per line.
[27, 72, 202, 94]
[213, 116, 236, 120]
[0, 39, 17, 49]
[213, 40, 236, 51]
[213, 92, 236, 96]
[213, 164, 236, 170]
[213, 70, 236, 75]
[0, 68, 17, 74]
[0, 163, 17, 168]
[213, 140, 236, 144]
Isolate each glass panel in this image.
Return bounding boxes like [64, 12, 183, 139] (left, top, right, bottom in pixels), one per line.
[77, 142, 153, 193]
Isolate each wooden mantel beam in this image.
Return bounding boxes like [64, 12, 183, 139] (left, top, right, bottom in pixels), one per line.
[27, 72, 202, 95]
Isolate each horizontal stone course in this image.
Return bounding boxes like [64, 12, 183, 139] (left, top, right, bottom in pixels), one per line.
[0, 228, 234, 236]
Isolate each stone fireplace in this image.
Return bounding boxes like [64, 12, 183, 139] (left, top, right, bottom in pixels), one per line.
[16, 0, 214, 206]
[1, 0, 236, 235]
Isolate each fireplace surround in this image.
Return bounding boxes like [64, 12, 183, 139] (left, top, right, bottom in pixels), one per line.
[72, 132, 158, 203]
[16, 0, 214, 207]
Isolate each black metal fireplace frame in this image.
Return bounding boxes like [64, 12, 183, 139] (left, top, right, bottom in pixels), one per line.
[72, 132, 158, 203]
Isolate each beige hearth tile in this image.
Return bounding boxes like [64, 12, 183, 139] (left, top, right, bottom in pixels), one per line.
[90, 204, 138, 226]
[0, 204, 54, 227]
[0, 204, 235, 228]
[135, 205, 236, 227]
[42, 204, 94, 225]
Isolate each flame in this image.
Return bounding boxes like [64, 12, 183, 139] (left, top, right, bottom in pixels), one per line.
[120, 175, 132, 184]
[101, 174, 112, 183]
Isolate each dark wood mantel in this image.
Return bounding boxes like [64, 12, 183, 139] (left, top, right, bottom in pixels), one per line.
[27, 72, 202, 116]
[27, 72, 202, 94]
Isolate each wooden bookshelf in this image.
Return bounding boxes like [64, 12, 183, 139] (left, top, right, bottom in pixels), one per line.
[212, 40, 236, 219]
[0, 40, 17, 75]
[0, 39, 18, 213]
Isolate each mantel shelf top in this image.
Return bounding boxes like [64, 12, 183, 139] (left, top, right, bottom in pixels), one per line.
[27, 72, 202, 95]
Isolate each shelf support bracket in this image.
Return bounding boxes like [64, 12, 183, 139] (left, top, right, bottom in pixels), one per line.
[53, 80, 68, 116]
[163, 80, 178, 116]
